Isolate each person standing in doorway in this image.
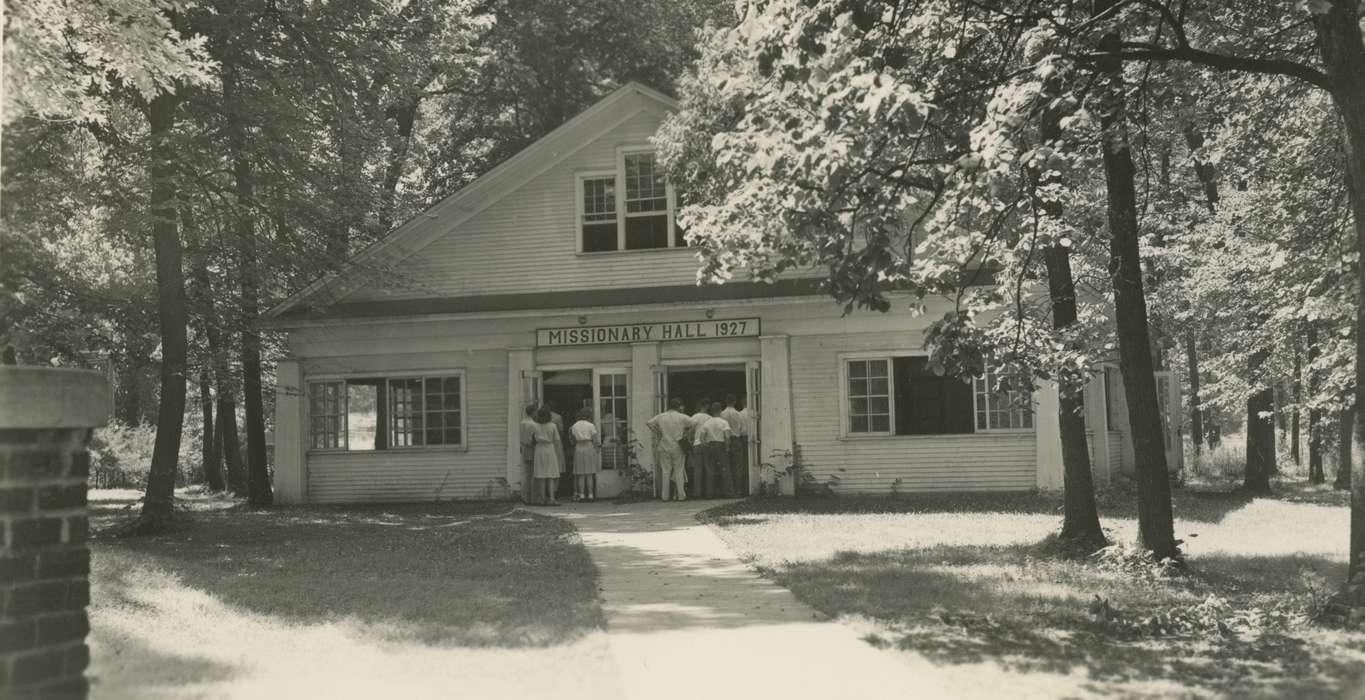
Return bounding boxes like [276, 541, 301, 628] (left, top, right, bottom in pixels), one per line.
[648, 398, 691, 501]
[531, 406, 562, 505]
[520, 403, 540, 505]
[698, 402, 735, 497]
[570, 407, 601, 501]
[546, 402, 568, 484]
[721, 395, 750, 496]
[687, 397, 712, 498]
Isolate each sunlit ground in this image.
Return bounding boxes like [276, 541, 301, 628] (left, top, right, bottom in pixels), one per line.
[87, 492, 619, 699]
[702, 480, 1365, 699]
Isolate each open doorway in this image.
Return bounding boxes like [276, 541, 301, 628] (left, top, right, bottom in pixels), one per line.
[543, 369, 591, 498]
[666, 364, 746, 414]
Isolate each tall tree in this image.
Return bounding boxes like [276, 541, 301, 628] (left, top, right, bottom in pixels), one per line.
[1093, 24, 1178, 559]
[1036, 77, 1105, 551]
[139, 89, 189, 527]
[1309, 325, 1325, 484]
[221, 58, 272, 506]
[1245, 348, 1275, 494]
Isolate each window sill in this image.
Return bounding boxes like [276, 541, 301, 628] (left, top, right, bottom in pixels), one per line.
[837, 431, 1034, 441]
[575, 247, 695, 257]
[307, 444, 470, 456]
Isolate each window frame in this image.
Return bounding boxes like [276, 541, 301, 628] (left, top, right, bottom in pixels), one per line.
[305, 370, 468, 454]
[839, 351, 905, 438]
[575, 170, 619, 253]
[837, 351, 1035, 439]
[972, 366, 1035, 433]
[574, 146, 683, 254]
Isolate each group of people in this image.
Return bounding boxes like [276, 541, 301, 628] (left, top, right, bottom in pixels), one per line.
[520, 402, 602, 505]
[518, 394, 753, 505]
[647, 394, 752, 502]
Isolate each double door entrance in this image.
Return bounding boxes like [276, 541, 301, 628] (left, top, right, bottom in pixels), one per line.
[522, 361, 761, 497]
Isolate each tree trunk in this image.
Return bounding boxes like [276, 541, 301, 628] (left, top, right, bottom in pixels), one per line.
[198, 369, 225, 491]
[377, 94, 421, 233]
[1309, 325, 1325, 484]
[218, 395, 247, 496]
[1314, 0, 1365, 587]
[1245, 351, 1275, 495]
[224, 64, 274, 507]
[1036, 77, 1105, 552]
[1293, 348, 1302, 465]
[115, 358, 143, 425]
[138, 91, 187, 528]
[1096, 28, 1178, 560]
[1186, 334, 1204, 457]
[1338, 406, 1354, 491]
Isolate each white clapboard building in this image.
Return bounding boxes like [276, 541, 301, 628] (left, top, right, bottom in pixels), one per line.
[264, 83, 1183, 504]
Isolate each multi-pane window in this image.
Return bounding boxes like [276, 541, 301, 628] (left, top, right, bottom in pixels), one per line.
[973, 367, 1033, 431]
[307, 374, 464, 450]
[847, 359, 892, 433]
[389, 377, 464, 447]
[845, 356, 1031, 436]
[581, 176, 618, 252]
[598, 372, 628, 470]
[623, 153, 669, 249]
[310, 382, 344, 449]
[577, 149, 684, 253]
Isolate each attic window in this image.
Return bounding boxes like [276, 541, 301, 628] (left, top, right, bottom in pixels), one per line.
[581, 176, 618, 252]
[577, 149, 685, 253]
[624, 153, 669, 249]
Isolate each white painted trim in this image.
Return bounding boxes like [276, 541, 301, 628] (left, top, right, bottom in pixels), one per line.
[838, 355, 895, 438]
[263, 291, 840, 330]
[659, 358, 758, 368]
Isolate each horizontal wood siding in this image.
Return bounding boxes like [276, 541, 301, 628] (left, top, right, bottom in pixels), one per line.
[790, 333, 1037, 492]
[1108, 430, 1123, 476]
[303, 349, 507, 503]
[345, 108, 711, 302]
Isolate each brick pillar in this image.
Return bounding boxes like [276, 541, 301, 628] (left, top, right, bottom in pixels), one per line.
[1, 367, 109, 698]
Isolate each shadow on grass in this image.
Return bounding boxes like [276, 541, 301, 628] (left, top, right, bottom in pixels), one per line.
[89, 622, 241, 696]
[761, 542, 1362, 697]
[703, 479, 1340, 527]
[92, 500, 605, 649]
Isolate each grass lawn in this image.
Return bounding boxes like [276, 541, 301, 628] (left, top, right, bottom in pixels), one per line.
[701, 479, 1365, 699]
[87, 491, 619, 699]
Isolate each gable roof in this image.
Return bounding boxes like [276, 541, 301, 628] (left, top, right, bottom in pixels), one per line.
[264, 82, 679, 319]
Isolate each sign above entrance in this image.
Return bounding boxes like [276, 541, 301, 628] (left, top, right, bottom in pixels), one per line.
[537, 317, 761, 347]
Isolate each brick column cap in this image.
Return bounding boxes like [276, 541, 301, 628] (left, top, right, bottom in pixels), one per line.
[0, 367, 110, 429]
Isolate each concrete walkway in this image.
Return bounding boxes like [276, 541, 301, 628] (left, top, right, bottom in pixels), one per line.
[548, 500, 953, 700]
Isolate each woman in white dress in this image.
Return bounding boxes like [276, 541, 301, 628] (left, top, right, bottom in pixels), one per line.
[531, 407, 562, 505]
[570, 407, 601, 501]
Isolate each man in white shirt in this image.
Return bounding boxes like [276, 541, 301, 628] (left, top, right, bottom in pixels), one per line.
[687, 398, 712, 498]
[647, 398, 691, 501]
[720, 395, 749, 495]
[698, 402, 735, 498]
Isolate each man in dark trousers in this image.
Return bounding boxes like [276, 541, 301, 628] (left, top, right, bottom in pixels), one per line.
[720, 395, 749, 495]
[697, 401, 735, 497]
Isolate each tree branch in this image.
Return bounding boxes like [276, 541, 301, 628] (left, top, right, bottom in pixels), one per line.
[1081, 43, 1330, 90]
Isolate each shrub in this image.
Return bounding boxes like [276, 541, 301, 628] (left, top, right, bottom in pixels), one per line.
[613, 431, 655, 501]
[89, 414, 202, 490]
[89, 421, 156, 489]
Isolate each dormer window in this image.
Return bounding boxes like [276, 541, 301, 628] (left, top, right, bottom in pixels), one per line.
[577, 149, 685, 253]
